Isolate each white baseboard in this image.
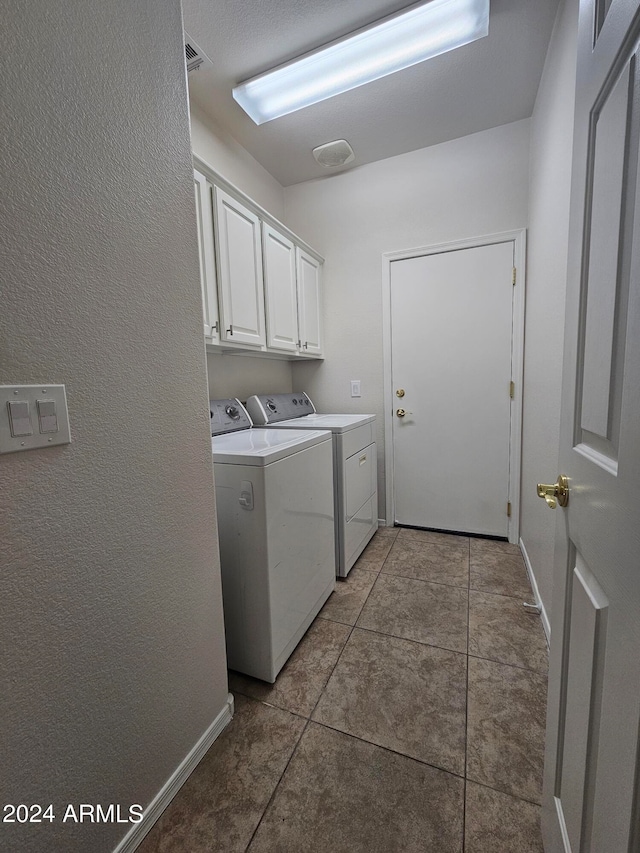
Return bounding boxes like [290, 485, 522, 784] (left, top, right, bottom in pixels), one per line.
[113, 693, 234, 853]
[519, 537, 551, 645]
[378, 518, 387, 528]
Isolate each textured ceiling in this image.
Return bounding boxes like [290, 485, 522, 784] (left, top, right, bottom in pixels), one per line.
[183, 0, 560, 186]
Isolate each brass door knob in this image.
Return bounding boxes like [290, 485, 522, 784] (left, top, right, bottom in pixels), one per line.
[536, 475, 569, 509]
[396, 389, 405, 398]
[396, 408, 406, 417]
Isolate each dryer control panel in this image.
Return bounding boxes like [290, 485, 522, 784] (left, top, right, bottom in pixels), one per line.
[210, 398, 252, 434]
[246, 392, 315, 424]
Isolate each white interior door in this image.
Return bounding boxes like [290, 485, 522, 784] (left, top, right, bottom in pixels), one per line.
[390, 241, 515, 537]
[542, 1, 640, 849]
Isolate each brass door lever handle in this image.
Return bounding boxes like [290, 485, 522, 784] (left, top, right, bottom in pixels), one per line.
[536, 475, 569, 509]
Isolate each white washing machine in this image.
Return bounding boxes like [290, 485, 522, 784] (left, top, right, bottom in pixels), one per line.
[245, 393, 377, 578]
[210, 398, 335, 683]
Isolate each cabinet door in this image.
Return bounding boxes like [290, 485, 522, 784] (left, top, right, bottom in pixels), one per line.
[214, 187, 266, 347]
[263, 223, 299, 353]
[296, 248, 323, 356]
[193, 169, 219, 341]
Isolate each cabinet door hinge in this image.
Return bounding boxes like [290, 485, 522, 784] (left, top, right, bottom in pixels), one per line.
[507, 502, 512, 518]
[509, 381, 515, 399]
[512, 267, 517, 285]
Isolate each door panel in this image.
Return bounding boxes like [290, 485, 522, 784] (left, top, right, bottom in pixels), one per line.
[193, 169, 219, 341]
[296, 249, 322, 356]
[390, 241, 514, 537]
[214, 187, 266, 347]
[542, 1, 640, 849]
[263, 224, 298, 352]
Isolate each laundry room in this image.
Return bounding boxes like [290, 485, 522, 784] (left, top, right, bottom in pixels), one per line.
[6, 0, 640, 851]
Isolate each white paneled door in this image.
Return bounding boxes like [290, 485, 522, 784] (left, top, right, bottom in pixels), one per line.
[390, 241, 516, 537]
[542, 1, 640, 850]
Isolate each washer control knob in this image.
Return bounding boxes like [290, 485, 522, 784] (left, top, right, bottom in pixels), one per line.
[225, 404, 240, 420]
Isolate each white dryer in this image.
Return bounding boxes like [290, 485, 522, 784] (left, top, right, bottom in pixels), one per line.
[210, 399, 335, 683]
[245, 393, 377, 578]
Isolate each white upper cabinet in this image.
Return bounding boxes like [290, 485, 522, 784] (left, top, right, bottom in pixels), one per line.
[296, 249, 323, 357]
[193, 163, 324, 359]
[193, 169, 219, 342]
[262, 223, 299, 353]
[214, 187, 266, 348]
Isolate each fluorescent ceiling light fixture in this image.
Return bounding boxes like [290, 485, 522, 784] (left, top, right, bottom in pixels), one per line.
[233, 0, 489, 125]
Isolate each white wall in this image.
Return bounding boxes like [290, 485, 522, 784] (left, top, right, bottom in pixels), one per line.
[285, 120, 531, 519]
[1, 3, 229, 851]
[520, 0, 579, 624]
[190, 103, 285, 218]
[190, 104, 294, 400]
[207, 353, 293, 401]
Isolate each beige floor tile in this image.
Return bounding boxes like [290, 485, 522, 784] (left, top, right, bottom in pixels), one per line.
[469, 590, 548, 673]
[137, 695, 305, 853]
[470, 550, 533, 599]
[248, 723, 464, 853]
[229, 618, 350, 717]
[464, 781, 544, 852]
[312, 628, 467, 775]
[357, 573, 468, 653]
[353, 531, 395, 571]
[375, 525, 400, 539]
[382, 537, 469, 588]
[470, 537, 522, 557]
[318, 567, 378, 625]
[397, 527, 470, 549]
[467, 657, 547, 804]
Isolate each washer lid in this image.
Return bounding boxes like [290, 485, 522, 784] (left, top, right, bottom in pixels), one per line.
[259, 413, 375, 433]
[211, 427, 332, 465]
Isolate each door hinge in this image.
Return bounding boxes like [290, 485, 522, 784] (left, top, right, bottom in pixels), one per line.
[507, 502, 512, 518]
[509, 381, 515, 399]
[512, 267, 517, 285]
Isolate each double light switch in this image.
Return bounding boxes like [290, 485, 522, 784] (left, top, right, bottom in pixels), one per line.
[1, 385, 71, 454]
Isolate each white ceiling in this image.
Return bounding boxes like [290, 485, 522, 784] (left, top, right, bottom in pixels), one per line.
[183, 0, 560, 187]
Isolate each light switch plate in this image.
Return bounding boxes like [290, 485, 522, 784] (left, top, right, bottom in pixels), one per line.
[351, 380, 361, 398]
[0, 385, 71, 454]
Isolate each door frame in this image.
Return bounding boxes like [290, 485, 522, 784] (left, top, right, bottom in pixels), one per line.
[381, 229, 527, 543]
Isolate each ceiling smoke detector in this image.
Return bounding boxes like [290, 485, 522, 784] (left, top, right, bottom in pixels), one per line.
[312, 139, 355, 168]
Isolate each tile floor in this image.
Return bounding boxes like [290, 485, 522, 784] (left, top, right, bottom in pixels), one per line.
[139, 527, 548, 853]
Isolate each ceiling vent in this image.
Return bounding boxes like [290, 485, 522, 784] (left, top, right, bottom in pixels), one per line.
[184, 34, 213, 74]
[312, 139, 355, 168]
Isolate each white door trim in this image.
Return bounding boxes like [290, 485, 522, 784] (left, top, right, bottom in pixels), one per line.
[381, 229, 526, 543]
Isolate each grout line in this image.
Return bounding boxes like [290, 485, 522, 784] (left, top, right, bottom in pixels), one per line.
[468, 586, 540, 604]
[307, 558, 390, 721]
[310, 718, 467, 782]
[244, 717, 310, 852]
[351, 624, 468, 658]
[463, 534, 470, 853]
[378, 568, 470, 591]
[464, 776, 544, 809]
[467, 651, 548, 676]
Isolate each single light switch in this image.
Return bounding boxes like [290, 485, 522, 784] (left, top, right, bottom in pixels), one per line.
[37, 399, 58, 433]
[7, 400, 33, 436]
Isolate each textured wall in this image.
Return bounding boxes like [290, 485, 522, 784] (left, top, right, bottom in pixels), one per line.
[285, 121, 530, 519]
[520, 0, 579, 623]
[0, 2, 229, 851]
